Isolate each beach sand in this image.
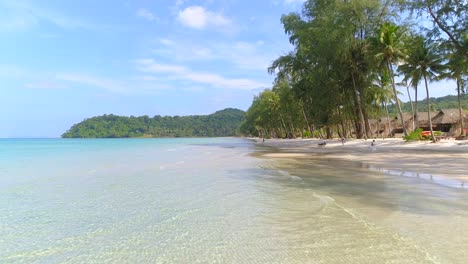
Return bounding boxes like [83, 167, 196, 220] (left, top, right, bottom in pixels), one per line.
[252, 137, 468, 184]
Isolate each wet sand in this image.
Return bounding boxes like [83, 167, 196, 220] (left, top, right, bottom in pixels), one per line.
[250, 137, 468, 263]
[252, 138, 468, 186]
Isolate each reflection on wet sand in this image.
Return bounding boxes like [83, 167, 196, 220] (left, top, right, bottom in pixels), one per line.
[368, 166, 466, 189]
[256, 155, 468, 263]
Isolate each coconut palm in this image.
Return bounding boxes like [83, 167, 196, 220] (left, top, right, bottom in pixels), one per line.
[407, 38, 446, 142]
[439, 49, 467, 136]
[373, 22, 408, 137]
[370, 73, 396, 138]
[398, 35, 425, 130]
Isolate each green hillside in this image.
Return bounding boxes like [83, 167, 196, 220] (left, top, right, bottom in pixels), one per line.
[393, 94, 468, 113]
[62, 108, 245, 138]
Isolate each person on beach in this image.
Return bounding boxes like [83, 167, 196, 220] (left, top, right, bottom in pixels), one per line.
[371, 140, 376, 152]
[341, 138, 346, 145]
[318, 139, 326, 147]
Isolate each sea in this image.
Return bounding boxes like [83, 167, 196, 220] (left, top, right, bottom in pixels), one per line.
[1, 138, 467, 263]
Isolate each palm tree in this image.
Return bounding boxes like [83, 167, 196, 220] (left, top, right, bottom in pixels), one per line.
[370, 73, 395, 138]
[439, 49, 467, 137]
[408, 39, 446, 142]
[398, 81, 415, 130]
[373, 22, 408, 137]
[398, 35, 425, 131]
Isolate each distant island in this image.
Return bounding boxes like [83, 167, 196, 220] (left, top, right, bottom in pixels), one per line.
[62, 108, 245, 138]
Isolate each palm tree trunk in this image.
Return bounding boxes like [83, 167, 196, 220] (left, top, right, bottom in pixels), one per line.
[337, 105, 347, 138]
[406, 83, 415, 131]
[301, 107, 311, 133]
[363, 109, 373, 138]
[289, 120, 295, 138]
[457, 78, 465, 137]
[414, 84, 419, 130]
[423, 74, 436, 143]
[384, 101, 391, 138]
[387, 61, 408, 137]
[279, 114, 287, 138]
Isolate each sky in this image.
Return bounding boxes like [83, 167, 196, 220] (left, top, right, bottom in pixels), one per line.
[0, 0, 458, 137]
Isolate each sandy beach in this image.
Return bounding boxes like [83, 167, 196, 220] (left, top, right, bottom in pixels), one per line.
[252, 137, 468, 185]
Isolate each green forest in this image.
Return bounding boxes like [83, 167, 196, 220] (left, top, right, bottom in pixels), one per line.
[397, 94, 468, 113]
[62, 108, 245, 138]
[239, 0, 467, 141]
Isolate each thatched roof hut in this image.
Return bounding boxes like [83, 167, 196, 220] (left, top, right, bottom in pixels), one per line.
[432, 109, 467, 125]
[393, 112, 413, 128]
[406, 111, 438, 127]
[431, 109, 468, 135]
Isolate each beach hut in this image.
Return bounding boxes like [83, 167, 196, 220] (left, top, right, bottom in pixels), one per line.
[405, 111, 438, 131]
[391, 112, 413, 136]
[377, 116, 394, 137]
[431, 109, 468, 136]
[368, 118, 381, 136]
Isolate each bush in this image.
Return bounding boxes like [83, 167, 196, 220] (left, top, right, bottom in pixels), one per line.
[404, 129, 445, 141]
[303, 130, 311, 138]
[312, 130, 322, 138]
[404, 128, 424, 141]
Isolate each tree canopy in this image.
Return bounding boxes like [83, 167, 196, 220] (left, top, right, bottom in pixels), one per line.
[62, 108, 245, 138]
[241, 0, 467, 139]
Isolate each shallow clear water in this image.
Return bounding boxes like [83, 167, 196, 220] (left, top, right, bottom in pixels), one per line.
[1, 138, 467, 263]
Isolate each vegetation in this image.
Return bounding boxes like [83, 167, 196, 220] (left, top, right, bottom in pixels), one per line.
[241, 0, 467, 139]
[393, 94, 468, 113]
[404, 128, 425, 141]
[404, 128, 444, 142]
[62, 108, 245, 138]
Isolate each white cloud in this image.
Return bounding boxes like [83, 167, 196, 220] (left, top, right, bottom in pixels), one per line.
[152, 39, 215, 60]
[150, 38, 272, 71]
[159, 38, 175, 46]
[229, 41, 272, 70]
[136, 8, 157, 21]
[284, 0, 306, 4]
[185, 72, 267, 89]
[136, 59, 187, 74]
[135, 59, 268, 90]
[0, 15, 38, 31]
[177, 6, 230, 29]
[175, 0, 185, 7]
[55, 72, 172, 94]
[0, 1, 119, 31]
[39, 33, 58, 39]
[56, 74, 127, 93]
[194, 41, 271, 70]
[25, 81, 67, 89]
[193, 48, 212, 58]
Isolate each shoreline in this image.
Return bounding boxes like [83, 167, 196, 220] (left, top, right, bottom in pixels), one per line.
[251, 137, 468, 186]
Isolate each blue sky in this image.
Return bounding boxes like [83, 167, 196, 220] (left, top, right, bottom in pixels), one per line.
[0, 0, 457, 137]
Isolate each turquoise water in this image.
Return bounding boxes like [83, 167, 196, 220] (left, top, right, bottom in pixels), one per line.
[1, 138, 468, 263]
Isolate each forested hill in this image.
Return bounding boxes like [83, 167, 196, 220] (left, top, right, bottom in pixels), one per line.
[394, 94, 468, 113]
[62, 108, 245, 138]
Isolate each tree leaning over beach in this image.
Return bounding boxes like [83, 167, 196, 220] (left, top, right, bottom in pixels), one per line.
[404, 0, 467, 60]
